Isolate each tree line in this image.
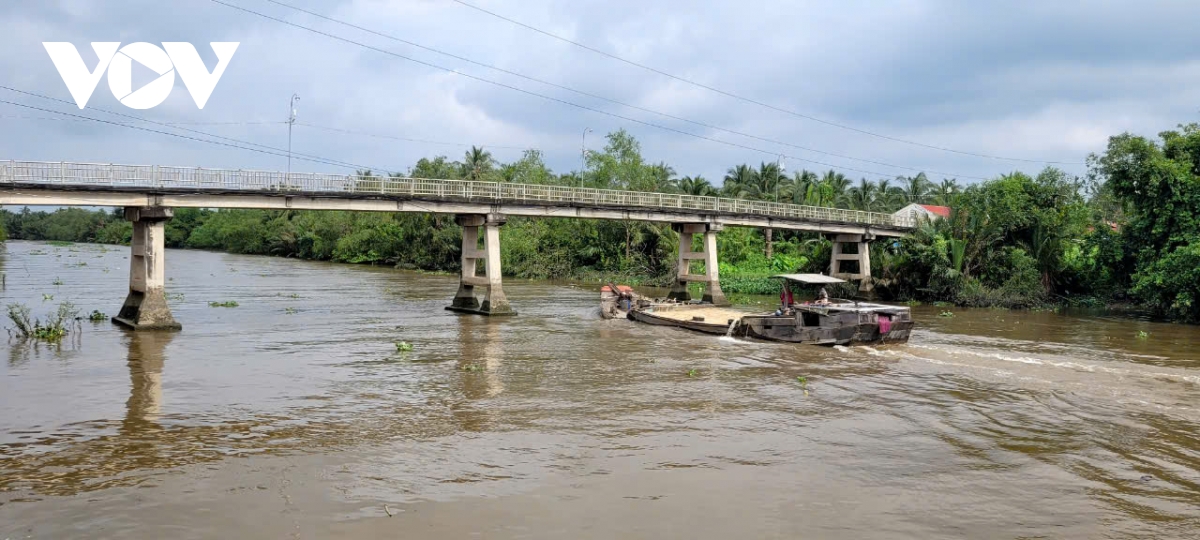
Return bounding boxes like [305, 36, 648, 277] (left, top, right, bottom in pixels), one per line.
[2, 123, 1197, 322]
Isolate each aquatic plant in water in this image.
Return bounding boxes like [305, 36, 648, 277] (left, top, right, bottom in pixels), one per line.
[209, 301, 239, 308]
[87, 310, 106, 321]
[395, 341, 414, 352]
[939, 311, 955, 317]
[6, 302, 80, 342]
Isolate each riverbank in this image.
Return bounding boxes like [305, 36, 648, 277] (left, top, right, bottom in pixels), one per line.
[0, 233, 1168, 324]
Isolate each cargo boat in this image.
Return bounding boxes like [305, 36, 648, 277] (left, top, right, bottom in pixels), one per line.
[625, 274, 913, 345]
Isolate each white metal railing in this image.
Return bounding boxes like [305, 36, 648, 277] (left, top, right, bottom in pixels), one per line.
[0, 160, 917, 229]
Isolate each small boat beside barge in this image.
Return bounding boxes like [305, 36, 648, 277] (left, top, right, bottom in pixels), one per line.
[623, 274, 913, 345]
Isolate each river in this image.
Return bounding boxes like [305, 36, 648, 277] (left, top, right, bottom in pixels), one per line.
[1, 240, 1197, 539]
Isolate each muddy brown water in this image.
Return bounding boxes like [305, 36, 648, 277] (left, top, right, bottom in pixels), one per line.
[1, 240, 1197, 539]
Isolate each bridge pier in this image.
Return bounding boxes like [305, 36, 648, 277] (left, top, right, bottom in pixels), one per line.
[446, 214, 515, 316]
[668, 223, 728, 306]
[113, 207, 181, 331]
[829, 233, 874, 293]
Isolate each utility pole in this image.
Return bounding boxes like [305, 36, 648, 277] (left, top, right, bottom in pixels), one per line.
[287, 93, 300, 175]
[580, 127, 592, 187]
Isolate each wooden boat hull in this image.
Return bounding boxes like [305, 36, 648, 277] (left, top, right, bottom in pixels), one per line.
[739, 317, 913, 345]
[627, 308, 733, 335]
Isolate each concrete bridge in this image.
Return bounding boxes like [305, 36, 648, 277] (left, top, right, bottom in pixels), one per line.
[1, 160, 915, 329]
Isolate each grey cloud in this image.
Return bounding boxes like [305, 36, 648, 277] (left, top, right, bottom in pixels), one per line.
[1, 0, 1197, 186]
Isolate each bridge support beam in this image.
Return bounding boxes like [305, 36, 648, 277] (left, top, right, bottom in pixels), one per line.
[447, 214, 515, 316]
[829, 233, 874, 293]
[113, 207, 181, 331]
[668, 223, 728, 306]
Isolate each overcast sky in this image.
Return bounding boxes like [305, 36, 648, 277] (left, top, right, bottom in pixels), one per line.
[2, 0, 1198, 185]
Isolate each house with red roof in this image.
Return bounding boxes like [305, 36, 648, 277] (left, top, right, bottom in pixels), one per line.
[894, 203, 952, 222]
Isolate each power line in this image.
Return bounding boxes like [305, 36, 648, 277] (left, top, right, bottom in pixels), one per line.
[211, 0, 923, 181]
[163, 120, 287, 125]
[258, 0, 986, 180]
[1, 114, 285, 127]
[0, 85, 391, 173]
[0, 99, 388, 173]
[295, 122, 532, 151]
[448, 0, 1085, 166]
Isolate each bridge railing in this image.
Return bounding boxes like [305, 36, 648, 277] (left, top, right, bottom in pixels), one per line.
[1, 160, 917, 229]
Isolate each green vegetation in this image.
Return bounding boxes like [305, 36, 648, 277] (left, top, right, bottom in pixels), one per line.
[1, 123, 1197, 322]
[87, 310, 107, 321]
[52, 278, 64, 286]
[6, 302, 79, 342]
[208, 301, 239, 308]
[395, 341, 413, 352]
[939, 311, 955, 318]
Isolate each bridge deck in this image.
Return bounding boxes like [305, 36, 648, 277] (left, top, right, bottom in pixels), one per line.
[0, 161, 915, 236]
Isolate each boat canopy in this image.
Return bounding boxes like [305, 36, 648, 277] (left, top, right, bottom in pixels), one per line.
[771, 273, 847, 284]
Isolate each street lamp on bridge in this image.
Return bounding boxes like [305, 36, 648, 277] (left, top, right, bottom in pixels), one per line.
[287, 93, 300, 175]
[581, 127, 593, 187]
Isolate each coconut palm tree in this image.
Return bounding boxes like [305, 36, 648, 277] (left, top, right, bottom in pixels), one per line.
[876, 178, 904, 211]
[783, 170, 820, 205]
[754, 161, 787, 202]
[647, 161, 678, 193]
[679, 175, 716, 196]
[934, 178, 960, 206]
[462, 146, 494, 181]
[820, 170, 851, 207]
[847, 178, 879, 211]
[722, 164, 755, 197]
[900, 172, 931, 204]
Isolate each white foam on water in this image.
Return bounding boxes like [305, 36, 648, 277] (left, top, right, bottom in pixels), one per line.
[833, 345, 852, 354]
[908, 342, 1200, 385]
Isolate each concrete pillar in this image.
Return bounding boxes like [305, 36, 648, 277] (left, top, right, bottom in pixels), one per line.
[667, 227, 694, 302]
[669, 223, 727, 305]
[447, 213, 515, 316]
[702, 227, 728, 305]
[829, 233, 874, 293]
[113, 207, 181, 331]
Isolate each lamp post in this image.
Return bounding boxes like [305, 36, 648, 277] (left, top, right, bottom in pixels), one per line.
[776, 154, 786, 203]
[287, 93, 300, 174]
[580, 127, 593, 187]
